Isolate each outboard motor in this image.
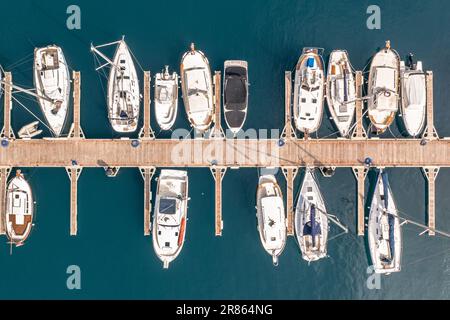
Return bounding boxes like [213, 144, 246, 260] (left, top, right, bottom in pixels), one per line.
[407, 53, 416, 70]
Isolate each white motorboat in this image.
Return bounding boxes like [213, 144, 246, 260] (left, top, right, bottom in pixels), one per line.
[326, 50, 356, 137]
[293, 48, 325, 134]
[256, 175, 286, 266]
[18, 121, 43, 139]
[223, 60, 248, 136]
[34, 45, 70, 137]
[400, 55, 426, 137]
[368, 169, 402, 274]
[152, 170, 189, 269]
[5, 170, 34, 246]
[154, 66, 178, 131]
[180, 43, 214, 133]
[367, 41, 400, 134]
[91, 38, 140, 133]
[295, 168, 328, 262]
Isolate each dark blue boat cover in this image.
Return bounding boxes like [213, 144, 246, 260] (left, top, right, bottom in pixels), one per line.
[303, 205, 321, 246]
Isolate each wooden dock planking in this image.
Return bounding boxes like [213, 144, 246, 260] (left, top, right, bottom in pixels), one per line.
[68, 71, 84, 139]
[0, 168, 10, 235]
[66, 167, 82, 236]
[423, 72, 438, 140]
[1, 72, 14, 139]
[140, 167, 156, 236]
[352, 167, 368, 236]
[210, 71, 225, 139]
[423, 167, 439, 236]
[211, 166, 226, 236]
[352, 71, 367, 139]
[282, 71, 297, 139]
[139, 71, 155, 139]
[282, 167, 298, 236]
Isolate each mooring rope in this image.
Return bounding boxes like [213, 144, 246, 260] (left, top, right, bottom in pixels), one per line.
[12, 96, 55, 135]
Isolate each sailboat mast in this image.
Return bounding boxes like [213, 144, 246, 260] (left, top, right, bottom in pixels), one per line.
[0, 80, 54, 103]
[326, 214, 349, 233]
[398, 216, 450, 238]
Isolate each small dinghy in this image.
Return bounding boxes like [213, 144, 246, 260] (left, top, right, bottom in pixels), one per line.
[293, 48, 325, 135]
[400, 54, 426, 137]
[34, 45, 70, 137]
[367, 41, 400, 134]
[180, 43, 214, 133]
[223, 60, 248, 136]
[368, 169, 402, 274]
[5, 170, 34, 247]
[256, 175, 286, 266]
[295, 168, 328, 262]
[326, 50, 356, 137]
[91, 38, 140, 133]
[155, 66, 178, 131]
[18, 121, 43, 139]
[153, 170, 189, 269]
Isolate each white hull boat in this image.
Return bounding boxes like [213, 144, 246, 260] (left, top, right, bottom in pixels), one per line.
[180, 43, 214, 133]
[256, 175, 286, 266]
[293, 48, 325, 134]
[367, 41, 400, 134]
[326, 50, 356, 137]
[223, 60, 248, 136]
[155, 66, 178, 131]
[5, 170, 34, 246]
[295, 168, 328, 262]
[34, 45, 70, 137]
[153, 170, 189, 269]
[18, 121, 43, 139]
[400, 57, 426, 137]
[368, 169, 402, 274]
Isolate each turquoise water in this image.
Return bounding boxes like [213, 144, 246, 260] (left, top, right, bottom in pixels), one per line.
[1, 0, 450, 299]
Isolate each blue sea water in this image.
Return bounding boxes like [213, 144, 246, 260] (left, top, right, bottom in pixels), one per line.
[1, 0, 450, 299]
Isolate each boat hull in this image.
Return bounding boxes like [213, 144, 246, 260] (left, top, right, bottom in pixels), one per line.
[33, 46, 70, 137]
[154, 70, 178, 131]
[326, 50, 356, 137]
[293, 48, 325, 134]
[367, 46, 400, 133]
[180, 47, 214, 133]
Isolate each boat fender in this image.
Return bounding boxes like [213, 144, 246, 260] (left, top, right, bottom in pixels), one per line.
[384, 91, 391, 97]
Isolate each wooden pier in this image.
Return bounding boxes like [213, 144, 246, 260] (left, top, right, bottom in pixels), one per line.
[0, 70, 443, 238]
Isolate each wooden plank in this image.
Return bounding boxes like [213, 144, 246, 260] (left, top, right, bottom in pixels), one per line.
[139, 71, 154, 139]
[423, 167, 439, 236]
[69, 71, 83, 139]
[353, 167, 367, 236]
[423, 72, 438, 140]
[140, 167, 155, 236]
[281, 71, 296, 139]
[352, 71, 366, 139]
[67, 167, 82, 236]
[282, 167, 298, 236]
[210, 71, 224, 138]
[211, 167, 226, 236]
[1, 72, 14, 139]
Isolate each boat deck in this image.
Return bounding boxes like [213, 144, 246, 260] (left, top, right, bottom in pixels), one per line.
[0, 70, 442, 238]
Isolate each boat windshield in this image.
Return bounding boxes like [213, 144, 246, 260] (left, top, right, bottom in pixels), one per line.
[159, 198, 177, 215]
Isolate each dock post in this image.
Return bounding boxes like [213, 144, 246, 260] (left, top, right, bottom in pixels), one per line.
[281, 71, 297, 140]
[66, 166, 82, 236]
[139, 71, 155, 140]
[351, 71, 367, 139]
[68, 71, 85, 139]
[210, 71, 225, 139]
[282, 167, 298, 236]
[211, 166, 226, 236]
[1, 72, 15, 139]
[0, 168, 11, 235]
[352, 166, 368, 236]
[139, 167, 156, 236]
[422, 72, 438, 140]
[422, 167, 439, 236]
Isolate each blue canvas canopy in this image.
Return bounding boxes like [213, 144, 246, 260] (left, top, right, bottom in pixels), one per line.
[381, 171, 395, 262]
[307, 57, 315, 68]
[159, 198, 176, 215]
[303, 205, 321, 246]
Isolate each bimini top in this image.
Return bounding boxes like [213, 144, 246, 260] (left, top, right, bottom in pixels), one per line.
[224, 65, 248, 129]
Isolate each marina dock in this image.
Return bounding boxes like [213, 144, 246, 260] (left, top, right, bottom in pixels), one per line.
[0, 70, 443, 237]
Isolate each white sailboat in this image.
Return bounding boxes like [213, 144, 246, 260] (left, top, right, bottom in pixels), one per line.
[5, 170, 34, 247]
[33, 45, 71, 137]
[152, 170, 189, 269]
[91, 38, 140, 133]
[367, 41, 400, 134]
[295, 168, 329, 262]
[400, 55, 426, 137]
[293, 48, 325, 134]
[368, 169, 402, 274]
[326, 50, 356, 137]
[256, 175, 286, 266]
[180, 43, 214, 133]
[154, 66, 178, 131]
